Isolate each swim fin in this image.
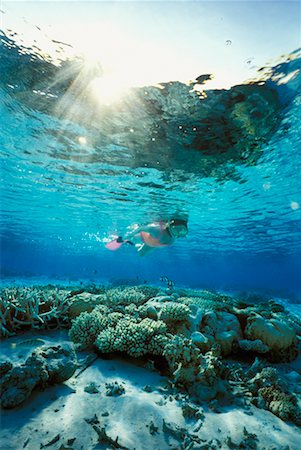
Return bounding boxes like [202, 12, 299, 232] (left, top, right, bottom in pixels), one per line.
[105, 236, 134, 251]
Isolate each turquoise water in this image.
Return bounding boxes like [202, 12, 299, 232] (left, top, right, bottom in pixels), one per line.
[1, 29, 301, 295]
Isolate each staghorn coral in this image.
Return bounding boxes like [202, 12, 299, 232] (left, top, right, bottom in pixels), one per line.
[0, 287, 72, 337]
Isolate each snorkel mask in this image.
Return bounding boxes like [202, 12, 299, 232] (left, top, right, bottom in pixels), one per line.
[168, 219, 188, 238]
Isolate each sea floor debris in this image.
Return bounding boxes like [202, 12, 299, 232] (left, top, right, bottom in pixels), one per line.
[0, 284, 301, 449]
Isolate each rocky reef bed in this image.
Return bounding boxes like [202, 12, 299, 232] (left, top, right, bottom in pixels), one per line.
[1, 284, 301, 449]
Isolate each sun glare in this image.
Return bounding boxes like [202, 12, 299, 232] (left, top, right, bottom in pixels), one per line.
[89, 74, 132, 104]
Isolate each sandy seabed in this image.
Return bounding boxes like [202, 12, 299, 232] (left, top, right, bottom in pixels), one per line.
[1, 329, 301, 450]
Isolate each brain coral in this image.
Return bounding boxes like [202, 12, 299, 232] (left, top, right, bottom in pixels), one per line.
[201, 311, 242, 355]
[244, 314, 296, 351]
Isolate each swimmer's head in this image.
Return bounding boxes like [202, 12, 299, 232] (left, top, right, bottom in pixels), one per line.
[168, 218, 188, 238]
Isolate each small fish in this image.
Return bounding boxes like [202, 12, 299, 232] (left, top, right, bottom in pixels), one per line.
[12, 338, 46, 348]
[194, 74, 213, 85]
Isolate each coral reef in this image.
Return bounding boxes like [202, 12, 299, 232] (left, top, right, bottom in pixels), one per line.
[0, 286, 72, 337]
[95, 316, 169, 358]
[201, 311, 242, 355]
[245, 313, 297, 351]
[1, 283, 300, 430]
[0, 343, 77, 408]
[164, 335, 226, 401]
[247, 367, 301, 426]
[67, 292, 104, 318]
[238, 339, 269, 354]
[257, 387, 301, 426]
[159, 302, 190, 323]
[68, 305, 120, 347]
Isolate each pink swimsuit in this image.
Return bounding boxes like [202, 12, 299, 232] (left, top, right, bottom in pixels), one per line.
[140, 221, 170, 247]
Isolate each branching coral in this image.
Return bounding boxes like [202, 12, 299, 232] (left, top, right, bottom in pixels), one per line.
[95, 317, 169, 358]
[164, 335, 202, 383]
[164, 335, 226, 401]
[69, 301, 170, 357]
[159, 302, 190, 323]
[243, 367, 301, 425]
[0, 287, 72, 337]
[103, 286, 149, 307]
[68, 306, 122, 347]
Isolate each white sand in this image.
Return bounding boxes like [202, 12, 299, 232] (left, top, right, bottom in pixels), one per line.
[1, 331, 301, 450]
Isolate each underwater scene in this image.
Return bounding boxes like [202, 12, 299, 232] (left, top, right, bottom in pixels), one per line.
[1, 1, 301, 449]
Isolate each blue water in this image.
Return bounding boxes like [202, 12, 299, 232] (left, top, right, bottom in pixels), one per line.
[1, 28, 301, 297]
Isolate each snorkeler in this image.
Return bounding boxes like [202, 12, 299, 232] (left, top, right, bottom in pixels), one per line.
[106, 218, 188, 256]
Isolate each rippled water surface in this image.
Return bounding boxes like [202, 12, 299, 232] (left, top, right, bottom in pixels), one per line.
[1, 9, 301, 294]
